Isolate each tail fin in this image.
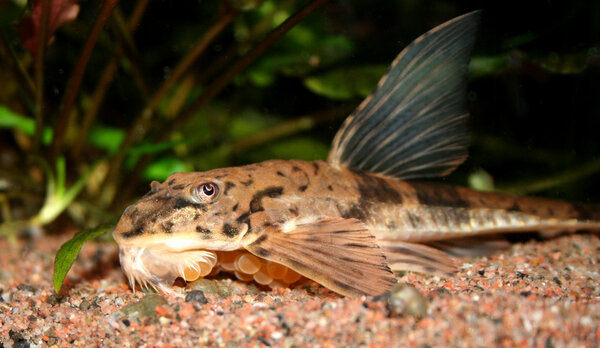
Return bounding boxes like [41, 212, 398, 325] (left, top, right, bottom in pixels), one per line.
[328, 11, 480, 180]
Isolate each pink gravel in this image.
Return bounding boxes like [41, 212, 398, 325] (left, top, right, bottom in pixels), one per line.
[1, 232, 599, 347]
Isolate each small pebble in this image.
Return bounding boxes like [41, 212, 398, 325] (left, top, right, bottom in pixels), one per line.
[16, 284, 36, 293]
[115, 294, 167, 323]
[79, 299, 91, 311]
[185, 290, 209, 304]
[189, 279, 233, 297]
[387, 284, 428, 318]
[9, 330, 29, 348]
[45, 294, 66, 306]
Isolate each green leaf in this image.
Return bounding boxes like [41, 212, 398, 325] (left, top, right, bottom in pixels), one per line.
[468, 169, 495, 192]
[142, 157, 191, 181]
[88, 126, 125, 154]
[53, 224, 114, 293]
[304, 65, 387, 100]
[468, 55, 509, 78]
[0, 105, 53, 144]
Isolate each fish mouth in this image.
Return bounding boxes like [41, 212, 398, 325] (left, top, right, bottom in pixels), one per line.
[117, 244, 304, 295]
[118, 244, 218, 295]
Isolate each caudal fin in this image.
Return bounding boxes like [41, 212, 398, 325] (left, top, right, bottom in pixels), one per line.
[328, 11, 480, 180]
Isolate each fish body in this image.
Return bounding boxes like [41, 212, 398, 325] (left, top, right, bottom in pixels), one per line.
[113, 11, 600, 296]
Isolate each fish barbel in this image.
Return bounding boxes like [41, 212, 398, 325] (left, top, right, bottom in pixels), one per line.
[113, 11, 600, 296]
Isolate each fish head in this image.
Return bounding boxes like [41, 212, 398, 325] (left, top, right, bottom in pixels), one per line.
[112, 161, 298, 294]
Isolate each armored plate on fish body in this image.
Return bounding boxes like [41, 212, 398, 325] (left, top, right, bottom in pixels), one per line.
[113, 11, 600, 297]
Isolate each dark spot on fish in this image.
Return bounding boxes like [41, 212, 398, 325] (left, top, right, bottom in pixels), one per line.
[332, 280, 354, 293]
[328, 185, 333, 191]
[408, 181, 468, 208]
[172, 184, 185, 190]
[341, 202, 368, 220]
[386, 221, 397, 230]
[447, 208, 471, 226]
[224, 181, 236, 195]
[196, 226, 211, 234]
[168, 179, 176, 186]
[252, 246, 270, 257]
[263, 222, 272, 228]
[232, 203, 239, 212]
[356, 173, 403, 205]
[254, 234, 268, 244]
[173, 198, 208, 212]
[332, 229, 360, 234]
[121, 226, 144, 238]
[215, 174, 227, 179]
[276, 171, 286, 177]
[292, 166, 302, 172]
[162, 221, 174, 233]
[193, 213, 201, 220]
[406, 211, 423, 228]
[241, 179, 254, 186]
[506, 203, 521, 212]
[344, 242, 369, 248]
[125, 207, 139, 218]
[214, 212, 222, 217]
[312, 162, 320, 175]
[299, 185, 308, 192]
[288, 208, 299, 217]
[249, 186, 284, 213]
[222, 223, 240, 238]
[236, 211, 250, 223]
[339, 256, 374, 265]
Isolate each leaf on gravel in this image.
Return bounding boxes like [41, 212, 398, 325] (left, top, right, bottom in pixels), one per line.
[53, 224, 114, 293]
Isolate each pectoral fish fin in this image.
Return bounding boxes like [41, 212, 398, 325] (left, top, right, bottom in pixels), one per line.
[378, 240, 459, 276]
[328, 11, 480, 180]
[242, 217, 396, 296]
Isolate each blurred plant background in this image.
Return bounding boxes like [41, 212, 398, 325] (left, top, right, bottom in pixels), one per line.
[0, 0, 599, 239]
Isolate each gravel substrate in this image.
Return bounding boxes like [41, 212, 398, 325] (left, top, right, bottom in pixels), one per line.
[1, 232, 599, 347]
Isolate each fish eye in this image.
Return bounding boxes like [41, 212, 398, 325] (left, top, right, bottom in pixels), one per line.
[192, 182, 220, 203]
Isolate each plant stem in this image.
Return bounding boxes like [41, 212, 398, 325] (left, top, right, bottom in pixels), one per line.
[99, 6, 239, 206]
[0, 31, 35, 102]
[110, 6, 151, 100]
[113, 0, 330, 207]
[72, 0, 150, 158]
[228, 105, 353, 154]
[162, 0, 330, 138]
[32, 0, 50, 154]
[50, 0, 120, 161]
[197, 0, 296, 84]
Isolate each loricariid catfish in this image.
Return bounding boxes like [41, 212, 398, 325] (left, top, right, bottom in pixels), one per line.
[113, 11, 600, 297]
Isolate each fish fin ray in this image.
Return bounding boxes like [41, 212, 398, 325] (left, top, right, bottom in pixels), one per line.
[379, 240, 458, 276]
[328, 11, 480, 180]
[426, 235, 511, 257]
[243, 217, 396, 296]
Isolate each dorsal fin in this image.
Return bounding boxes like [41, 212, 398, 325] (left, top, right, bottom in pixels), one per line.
[328, 11, 480, 180]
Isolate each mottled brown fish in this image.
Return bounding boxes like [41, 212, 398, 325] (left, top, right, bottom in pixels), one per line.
[113, 11, 600, 297]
